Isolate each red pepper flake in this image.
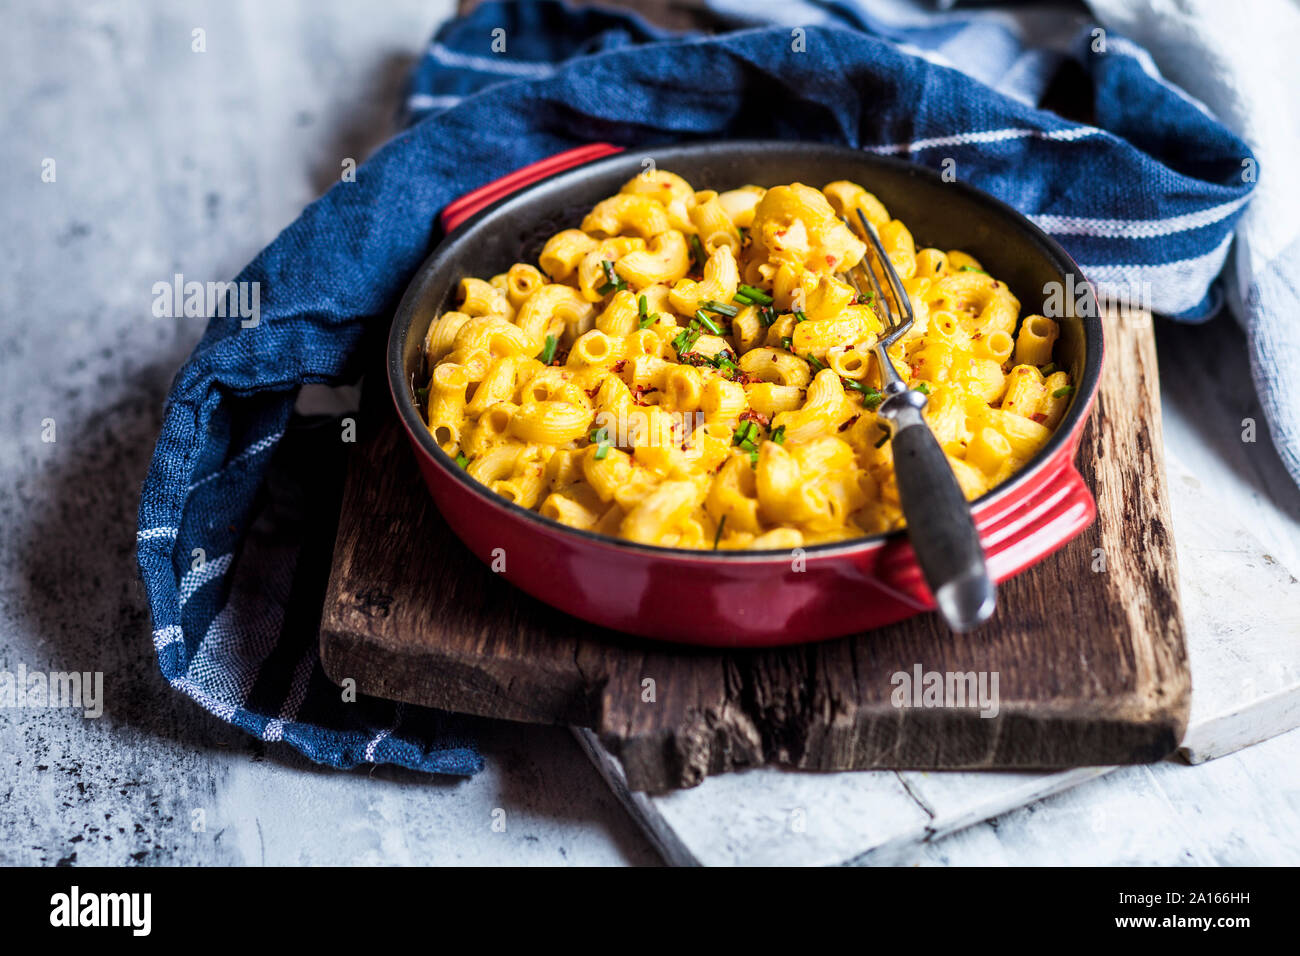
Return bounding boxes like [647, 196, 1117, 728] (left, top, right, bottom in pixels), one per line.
[739, 409, 771, 428]
[611, 360, 627, 374]
[825, 254, 836, 266]
[1031, 412, 1047, 423]
[838, 414, 860, 433]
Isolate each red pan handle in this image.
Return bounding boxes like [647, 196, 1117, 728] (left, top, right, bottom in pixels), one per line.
[877, 454, 1096, 609]
[441, 143, 625, 232]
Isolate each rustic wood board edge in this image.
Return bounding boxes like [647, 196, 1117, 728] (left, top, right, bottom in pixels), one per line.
[606, 703, 1184, 794]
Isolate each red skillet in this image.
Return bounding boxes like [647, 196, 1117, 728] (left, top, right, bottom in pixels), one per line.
[388, 141, 1102, 647]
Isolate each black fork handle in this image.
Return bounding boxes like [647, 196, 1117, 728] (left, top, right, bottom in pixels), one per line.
[879, 389, 996, 631]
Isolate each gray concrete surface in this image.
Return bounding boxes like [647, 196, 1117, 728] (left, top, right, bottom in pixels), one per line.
[2, 0, 1297, 867]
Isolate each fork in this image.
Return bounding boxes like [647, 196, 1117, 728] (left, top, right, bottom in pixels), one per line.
[842, 209, 996, 631]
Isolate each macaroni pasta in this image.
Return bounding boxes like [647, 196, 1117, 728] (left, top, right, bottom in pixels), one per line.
[420, 172, 1074, 550]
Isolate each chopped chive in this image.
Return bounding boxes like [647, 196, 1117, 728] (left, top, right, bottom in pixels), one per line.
[702, 299, 739, 317]
[844, 379, 884, 409]
[803, 353, 827, 373]
[758, 304, 778, 327]
[874, 428, 890, 449]
[1039, 363, 1057, 376]
[598, 259, 626, 295]
[737, 284, 773, 305]
[732, 421, 757, 446]
[1052, 385, 1076, 398]
[594, 443, 611, 460]
[536, 334, 557, 364]
[914, 382, 931, 395]
[732, 291, 756, 306]
[455, 453, 470, 468]
[713, 514, 727, 550]
[959, 264, 989, 275]
[770, 424, 786, 445]
[748, 448, 759, 467]
[689, 234, 706, 268]
[843, 378, 880, 401]
[672, 328, 700, 354]
[780, 336, 793, 351]
[711, 349, 738, 373]
[793, 309, 809, 324]
[694, 310, 723, 335]
[638, 292, 658, 329]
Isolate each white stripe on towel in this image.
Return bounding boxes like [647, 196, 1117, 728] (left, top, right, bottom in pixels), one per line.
[186, 431, 284, 493]
[864, 125, 1102, 155]
[178, 552, 233, 607]
[427, 43, 555, 78]
[1031, 194, 1250, 240]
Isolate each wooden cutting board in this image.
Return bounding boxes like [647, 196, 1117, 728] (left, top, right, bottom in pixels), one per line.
[319, 310, 1190, 791]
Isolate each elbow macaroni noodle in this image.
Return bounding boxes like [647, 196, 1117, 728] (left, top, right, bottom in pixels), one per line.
[421, 172, 1074, 550]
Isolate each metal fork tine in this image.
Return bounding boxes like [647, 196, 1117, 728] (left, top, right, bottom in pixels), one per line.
[854, 208, 914, 343]
[841, 214, 899, 339]
[858, 239, 892, 325]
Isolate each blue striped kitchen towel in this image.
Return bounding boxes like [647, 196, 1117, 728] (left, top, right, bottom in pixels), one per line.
[138, 0, 1257, 774]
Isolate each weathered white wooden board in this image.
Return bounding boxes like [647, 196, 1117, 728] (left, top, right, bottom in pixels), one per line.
[1170, 451, 1300, 762]
[578, 729, 1121, 866]
[858, 724, 1300, 866]
[1154, 316, 1300, 762]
